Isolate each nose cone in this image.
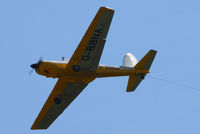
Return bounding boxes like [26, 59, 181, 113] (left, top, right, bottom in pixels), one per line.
[30, 63, 38, 69]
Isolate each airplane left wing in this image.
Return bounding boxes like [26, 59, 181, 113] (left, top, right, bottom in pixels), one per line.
[66, 7, 114, 72]
[31, 79, 88, 129]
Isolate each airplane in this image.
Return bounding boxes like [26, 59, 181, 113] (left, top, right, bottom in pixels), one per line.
[30, 6, 157, 129]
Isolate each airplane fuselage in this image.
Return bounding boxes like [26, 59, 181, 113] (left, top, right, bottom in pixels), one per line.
[30, 7, 156, 130]
[34, 61, 149, 83]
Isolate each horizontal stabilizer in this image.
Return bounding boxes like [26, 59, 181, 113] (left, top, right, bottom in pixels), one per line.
[126, 75, 143, 92]
[134, 49, 157, 70]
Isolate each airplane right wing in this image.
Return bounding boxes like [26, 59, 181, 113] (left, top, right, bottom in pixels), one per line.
[66, 7, 114, 72]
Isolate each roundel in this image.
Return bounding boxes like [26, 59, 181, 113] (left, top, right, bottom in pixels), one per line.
[72, 65, 80, 72]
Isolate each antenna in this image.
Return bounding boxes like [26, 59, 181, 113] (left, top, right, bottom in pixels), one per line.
[61, 57, 64, 61]
[147, 75, 200, 92]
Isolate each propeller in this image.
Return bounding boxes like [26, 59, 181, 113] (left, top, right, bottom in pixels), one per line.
[28, 69, 34, 76]
[30, 57, 43, 69]
[29, 57, 43, 75]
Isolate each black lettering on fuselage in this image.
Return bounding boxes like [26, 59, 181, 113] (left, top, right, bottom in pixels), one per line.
[88, 40, 97, 46]
[91, 34, 100, 40]
[81, 52, 91, 61]
[86, 45, 95, 51]
[95, 28, 103, 34]
[81, 28, 104, 61]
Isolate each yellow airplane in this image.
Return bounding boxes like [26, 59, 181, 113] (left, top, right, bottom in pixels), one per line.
[31, 7, 157, 129]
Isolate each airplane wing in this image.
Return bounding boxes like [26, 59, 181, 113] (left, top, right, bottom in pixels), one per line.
[66, 7, 114, 72]
[31, 79, 88, 129]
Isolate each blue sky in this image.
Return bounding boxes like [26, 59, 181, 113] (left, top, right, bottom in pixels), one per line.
[1, 0, 200, 134]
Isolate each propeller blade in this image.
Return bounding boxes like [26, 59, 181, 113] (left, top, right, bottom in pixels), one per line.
[28, 69, 34, 76]
[30, 56, 43, 70]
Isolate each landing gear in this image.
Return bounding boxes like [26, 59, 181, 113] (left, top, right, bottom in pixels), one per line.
[72, 65, 80, 72]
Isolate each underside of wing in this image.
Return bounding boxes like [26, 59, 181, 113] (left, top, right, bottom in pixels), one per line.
[31, 79, 87, 129]
[66, 7, 114, 72]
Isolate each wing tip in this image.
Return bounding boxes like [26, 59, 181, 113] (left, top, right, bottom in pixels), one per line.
[31, 126, 47, 130]
[100, 6, 114, 12]
[31, 121, 47, 130]
[31, 125, 37, 130]
[31, 128, 46, 130]
[149, 49, 157, 53]
[31, 126, 36, 130]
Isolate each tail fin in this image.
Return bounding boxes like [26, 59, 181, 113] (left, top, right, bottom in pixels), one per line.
[126, 50, 157, 92]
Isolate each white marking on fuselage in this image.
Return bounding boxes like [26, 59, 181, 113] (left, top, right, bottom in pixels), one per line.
[43, 60, 68, 64]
